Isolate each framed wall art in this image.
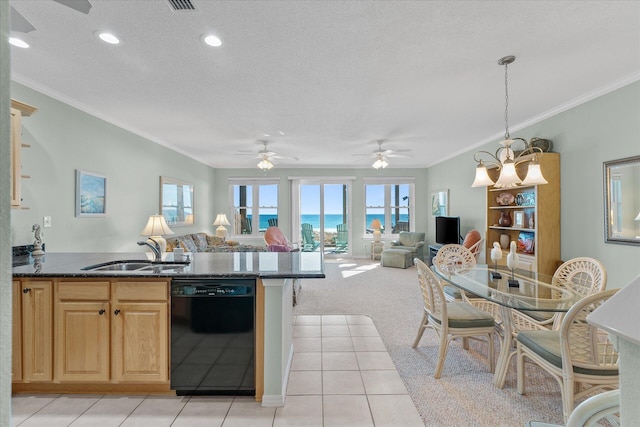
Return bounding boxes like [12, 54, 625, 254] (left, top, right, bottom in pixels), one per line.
[431, 189, 449, 216]
[75, 170, 107, 217]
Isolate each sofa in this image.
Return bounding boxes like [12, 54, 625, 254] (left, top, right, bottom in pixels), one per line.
[165, 232, 267, 253]
[388, 231, 425, 262]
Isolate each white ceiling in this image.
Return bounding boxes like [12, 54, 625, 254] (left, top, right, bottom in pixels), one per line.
[9, 0, 640, 169]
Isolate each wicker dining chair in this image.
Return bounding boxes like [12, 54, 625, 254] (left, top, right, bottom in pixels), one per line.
[432, 244, 477, 302]
[516, 289, 619, 423]
[511, 257, 607, 333]
[412, 259, 496, 378]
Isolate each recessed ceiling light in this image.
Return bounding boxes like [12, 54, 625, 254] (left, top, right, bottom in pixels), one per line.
[202, 34, 222, 47]
[97, 32, 120, 45]
[9, 37, 29, 48]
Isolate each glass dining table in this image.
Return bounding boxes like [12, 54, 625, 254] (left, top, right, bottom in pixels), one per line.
[432, 264, 579, 388]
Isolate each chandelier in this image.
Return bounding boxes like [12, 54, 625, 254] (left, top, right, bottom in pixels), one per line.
[471, 56, 548, 189]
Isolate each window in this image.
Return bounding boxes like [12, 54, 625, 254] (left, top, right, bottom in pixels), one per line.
[230, 179, 278, 236]
[364, 179, 414, 238]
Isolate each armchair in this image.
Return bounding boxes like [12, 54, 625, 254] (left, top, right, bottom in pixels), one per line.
[390, 231, 425, 261]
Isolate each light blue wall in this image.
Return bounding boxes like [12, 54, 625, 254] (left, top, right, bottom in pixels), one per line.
[426, 81, 640, 288]
[10, 82, 216, 252]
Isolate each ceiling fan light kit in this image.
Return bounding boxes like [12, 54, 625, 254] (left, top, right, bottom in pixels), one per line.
[471, 55, 549, 189]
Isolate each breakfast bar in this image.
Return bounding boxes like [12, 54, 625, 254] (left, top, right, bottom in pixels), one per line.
[12, 251, 325, 407]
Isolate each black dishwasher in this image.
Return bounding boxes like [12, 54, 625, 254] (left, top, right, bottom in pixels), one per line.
[170, 279, 255, 395]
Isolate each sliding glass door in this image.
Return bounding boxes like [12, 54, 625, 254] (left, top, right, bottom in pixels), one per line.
[293, 179, 351, 256]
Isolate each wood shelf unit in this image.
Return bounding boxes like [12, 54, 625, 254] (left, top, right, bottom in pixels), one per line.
[10, 99, 37, 209]
[484, 152, 561, 276]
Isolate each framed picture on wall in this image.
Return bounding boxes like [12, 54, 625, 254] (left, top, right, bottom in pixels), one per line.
[75, 170, 107, 217]
[431, 189, 449, 216]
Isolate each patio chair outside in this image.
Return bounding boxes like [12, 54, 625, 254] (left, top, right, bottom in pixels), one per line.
[301, 223, 320, 252]
[335, 223, 348, 252]
[268, 218, 278, 227]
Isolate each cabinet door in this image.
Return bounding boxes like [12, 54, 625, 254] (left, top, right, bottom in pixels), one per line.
[112, 302, 168, 382]
[56, 302, 110, 382]
[21, 280, 53, 382]
[12, 281, 22, 382]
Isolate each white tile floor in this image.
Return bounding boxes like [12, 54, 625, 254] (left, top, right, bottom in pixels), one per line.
[12, 314, 424, 427]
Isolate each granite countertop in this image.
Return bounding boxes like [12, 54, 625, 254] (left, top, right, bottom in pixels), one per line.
[12, 251, 325, 279]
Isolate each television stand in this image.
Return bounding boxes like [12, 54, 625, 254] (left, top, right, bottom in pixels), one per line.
[428, 243, 442, 266]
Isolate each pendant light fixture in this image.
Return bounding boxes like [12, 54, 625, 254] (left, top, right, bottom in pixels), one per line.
[472, 56, 549, 188]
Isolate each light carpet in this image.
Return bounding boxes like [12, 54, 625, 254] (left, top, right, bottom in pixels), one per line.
[293, 258, 565, 427]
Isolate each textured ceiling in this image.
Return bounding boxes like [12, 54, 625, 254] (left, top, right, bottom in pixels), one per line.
[9, 0, 640, 169]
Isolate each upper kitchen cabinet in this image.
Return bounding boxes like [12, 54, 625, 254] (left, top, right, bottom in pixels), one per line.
[10, 99, 37, 209]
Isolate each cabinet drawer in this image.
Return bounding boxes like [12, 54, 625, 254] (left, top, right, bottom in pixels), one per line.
[58, 281, 110, 301]
[113, 281, 168, 301]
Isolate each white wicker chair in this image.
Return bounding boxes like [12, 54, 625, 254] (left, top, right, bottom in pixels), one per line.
[412, 259, 496, 378]
[517, 289, 619, 423]
[511, 257, 608, 333]
[432, 244, 477, 302]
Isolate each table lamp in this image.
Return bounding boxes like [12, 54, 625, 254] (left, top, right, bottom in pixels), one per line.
[370, 219, 382, 242]
[140, 214, 174, 253]
[213, 213, 231, 238]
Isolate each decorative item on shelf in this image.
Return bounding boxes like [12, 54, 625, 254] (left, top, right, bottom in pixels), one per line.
[517, 232, 535, 254]
[471, 56, 550, 189]
[213, 213, 231, 239]
[523, 192, 535, 205]
[496, 192, 515, 206]
[31, 223, 44, 256]
[529, 137, 552, 152]
[498, 211, 512, 227]
[506, 241, 519, 287]
[370, 218, 382, 242]
[500, 233, 510, 249]
[140, 214, 174, 253]
[528, 212, 535, 228]
[515, 193, 524, 206]
[490, 242, 503, 280]
[513, 210, 525, 228]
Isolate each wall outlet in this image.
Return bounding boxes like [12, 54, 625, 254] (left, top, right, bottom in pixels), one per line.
[43, 216, 52, 228]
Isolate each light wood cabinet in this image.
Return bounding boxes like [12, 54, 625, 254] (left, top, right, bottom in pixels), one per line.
[10, 99, 37, 209]
[485, 152, 561, 276]
[14, 277, 169, 391]
[12, 281, 22, 382]
[56, 281, 110, 382]
[111, 280, 169, 383]
[54, 279, 168, 384]
[20, 280, 53, 382]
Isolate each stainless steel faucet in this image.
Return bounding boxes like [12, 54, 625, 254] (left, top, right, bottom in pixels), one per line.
[137, 238, 161, 262]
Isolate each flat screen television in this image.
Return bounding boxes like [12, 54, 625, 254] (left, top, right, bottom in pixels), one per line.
[435, 216, 461, 245]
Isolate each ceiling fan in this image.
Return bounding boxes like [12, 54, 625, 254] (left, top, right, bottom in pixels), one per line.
[11, 0, 92, 33]
[236, 140, 299, 170]
[356, 140, 411, 169]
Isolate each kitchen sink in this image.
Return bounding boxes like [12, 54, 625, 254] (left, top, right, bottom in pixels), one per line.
[82, 260, 189, 272]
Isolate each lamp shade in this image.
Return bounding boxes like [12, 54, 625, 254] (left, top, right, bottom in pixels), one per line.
[140, 214, 174, 253]
[140, 214, 174, 237]
[635, 211, 640, 221]
[521, 161, 548, 186]
[370, 219, 382, 242]
[213, 213, 230, 238]
[213, 213, 231, 226]
[471, 161, 496, 187]
[494, 159, 521, 188]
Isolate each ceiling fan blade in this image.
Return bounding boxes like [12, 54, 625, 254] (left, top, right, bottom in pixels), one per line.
[53, 0, 92, 14]
[10, 7, 36, 33]
[272, 155, 299, 161]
